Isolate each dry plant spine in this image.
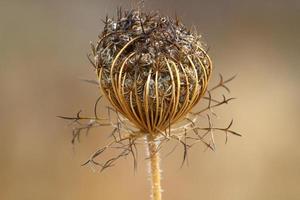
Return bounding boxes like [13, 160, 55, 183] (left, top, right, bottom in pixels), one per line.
[59, 6, 241, 200]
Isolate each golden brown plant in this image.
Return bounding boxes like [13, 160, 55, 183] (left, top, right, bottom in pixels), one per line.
[59, 6, 241, 200]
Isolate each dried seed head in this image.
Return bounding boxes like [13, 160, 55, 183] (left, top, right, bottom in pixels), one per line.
[92, 8, 212, 135]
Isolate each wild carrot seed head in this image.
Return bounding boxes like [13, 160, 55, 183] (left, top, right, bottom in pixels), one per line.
[91, 8, 212, 135]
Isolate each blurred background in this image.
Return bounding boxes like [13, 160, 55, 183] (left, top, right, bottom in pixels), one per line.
[1, 0, 299, 200]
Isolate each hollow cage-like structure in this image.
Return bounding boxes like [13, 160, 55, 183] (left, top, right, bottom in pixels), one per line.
[91, 9, 212, 135]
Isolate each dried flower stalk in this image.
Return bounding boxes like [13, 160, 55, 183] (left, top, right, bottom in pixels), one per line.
[59, 6, 241, 200]
[147, 134, 162, 200]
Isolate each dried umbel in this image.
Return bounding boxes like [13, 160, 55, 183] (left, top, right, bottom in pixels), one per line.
[91, 9, 212, 135]
[61, 7, 241, 200]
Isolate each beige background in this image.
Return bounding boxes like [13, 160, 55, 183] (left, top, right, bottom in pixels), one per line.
[1, 0, 299, 200]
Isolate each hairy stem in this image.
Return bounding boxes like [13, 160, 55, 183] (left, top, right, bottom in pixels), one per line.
[146, 134, 162, 200]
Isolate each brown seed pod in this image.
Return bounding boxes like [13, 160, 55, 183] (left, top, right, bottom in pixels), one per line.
[92, 9, 212, 135]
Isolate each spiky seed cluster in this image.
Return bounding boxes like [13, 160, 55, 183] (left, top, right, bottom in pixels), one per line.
[91, 9, 212, 135]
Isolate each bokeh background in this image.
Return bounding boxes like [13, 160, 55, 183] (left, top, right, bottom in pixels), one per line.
[1, 0, 299, 200]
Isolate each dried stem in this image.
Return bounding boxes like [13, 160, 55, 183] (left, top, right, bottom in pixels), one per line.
[146, 134, 162, 200]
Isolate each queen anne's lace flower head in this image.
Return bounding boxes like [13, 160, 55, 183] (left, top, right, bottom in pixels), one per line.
[92, 9, 212, 135]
